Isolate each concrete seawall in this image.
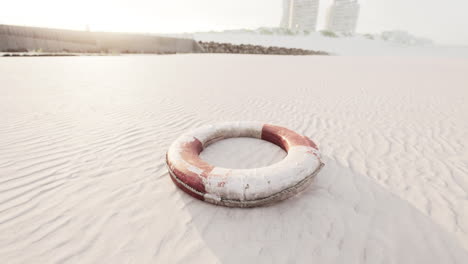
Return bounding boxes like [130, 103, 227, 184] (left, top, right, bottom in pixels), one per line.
[0, 24, 203, 54]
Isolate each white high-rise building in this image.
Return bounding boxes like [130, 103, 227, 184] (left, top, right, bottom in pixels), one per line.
[280, 0, 320, 31]
[325, 0, 360, 34]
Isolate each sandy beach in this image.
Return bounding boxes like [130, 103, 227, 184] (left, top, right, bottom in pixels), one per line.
[0, 55, 467, 263]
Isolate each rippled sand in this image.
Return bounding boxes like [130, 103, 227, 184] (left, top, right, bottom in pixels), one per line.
[0, 55, 467, 263]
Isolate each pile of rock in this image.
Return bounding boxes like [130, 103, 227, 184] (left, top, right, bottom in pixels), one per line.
[198, 41, 327, 55]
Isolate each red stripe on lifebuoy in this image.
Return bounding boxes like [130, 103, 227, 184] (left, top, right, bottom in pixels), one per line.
[166, 138, 214, 195]
[261, 124, 318, 151]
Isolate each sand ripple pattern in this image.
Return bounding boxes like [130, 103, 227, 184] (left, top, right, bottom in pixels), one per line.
[0, 55, 467, 263]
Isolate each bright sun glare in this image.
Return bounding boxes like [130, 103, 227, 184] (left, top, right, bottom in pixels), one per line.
[1, 0, 468, 44]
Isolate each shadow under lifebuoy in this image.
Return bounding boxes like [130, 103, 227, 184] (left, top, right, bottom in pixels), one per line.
[178, 157, 468, 263]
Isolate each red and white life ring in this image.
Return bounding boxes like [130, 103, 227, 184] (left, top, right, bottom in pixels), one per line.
[166, 122, 324, 207]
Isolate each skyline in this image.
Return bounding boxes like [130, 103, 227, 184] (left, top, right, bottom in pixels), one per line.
[0, 0, 467, 45]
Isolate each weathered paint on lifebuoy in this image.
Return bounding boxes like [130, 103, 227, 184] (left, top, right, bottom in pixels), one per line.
[166, 122, 324, 207]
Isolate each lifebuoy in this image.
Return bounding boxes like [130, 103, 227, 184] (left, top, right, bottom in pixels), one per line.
[166, 122, 324, 207]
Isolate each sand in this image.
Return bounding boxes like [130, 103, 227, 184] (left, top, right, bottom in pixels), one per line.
[0, 55, 467, 263]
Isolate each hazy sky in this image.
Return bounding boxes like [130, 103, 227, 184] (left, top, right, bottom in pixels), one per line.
[1, 0, 467, 45]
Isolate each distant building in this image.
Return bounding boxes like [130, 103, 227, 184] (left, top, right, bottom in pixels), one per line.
[325, 0, 360, 34]
[280, 0, 320, 31]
